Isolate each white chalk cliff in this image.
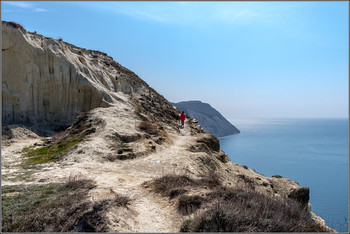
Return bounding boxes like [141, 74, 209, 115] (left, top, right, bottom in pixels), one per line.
[2, 21, 157, 128]
[1, 21, 334, 232]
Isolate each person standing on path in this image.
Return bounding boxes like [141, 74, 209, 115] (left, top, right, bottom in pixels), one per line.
[180, 111, 186, 128]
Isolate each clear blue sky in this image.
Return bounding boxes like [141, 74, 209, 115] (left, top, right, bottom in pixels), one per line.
[2, 1, 349, 119]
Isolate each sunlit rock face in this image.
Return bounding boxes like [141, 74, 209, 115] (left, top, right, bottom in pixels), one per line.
[2, 21, 151, 127]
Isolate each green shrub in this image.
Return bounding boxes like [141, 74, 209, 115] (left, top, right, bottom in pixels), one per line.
[21, 112, 96, 165]
[21, 135, 84, 164]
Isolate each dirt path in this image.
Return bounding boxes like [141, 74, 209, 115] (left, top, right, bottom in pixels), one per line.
[92, 122, 192, 232]
[110, 124, 191, 232]
[1, 127, 44, 184]
[1, 115, 194, 232]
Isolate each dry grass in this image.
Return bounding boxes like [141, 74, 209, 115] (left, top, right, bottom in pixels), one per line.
[51, 130, 67, 143]
[68, 111, 93, 135]
[196, 134, 220, 152]
[8, 21, 25, 31]
[145, 173, 221, 216]
[146, 174, 195, 197]
[146, 173, 221, 198]
[74, 195, 131, 232]
[178, 195, 203, 215]
[2, 176, 130, 232]
[145, 173, 329, 232]
[180, 187, 329, 232]
[138, 121, 158, 135]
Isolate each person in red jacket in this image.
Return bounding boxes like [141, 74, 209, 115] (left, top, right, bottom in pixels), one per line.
[180, 111, 186, 128]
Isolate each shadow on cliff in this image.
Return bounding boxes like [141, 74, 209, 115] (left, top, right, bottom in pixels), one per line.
[2, 123, 71, 139]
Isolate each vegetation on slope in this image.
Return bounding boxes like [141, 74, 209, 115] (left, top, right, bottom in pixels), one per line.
[2, 176, 130, 232]
[145, 174, 329, 232]
[21, 112, 96, 166]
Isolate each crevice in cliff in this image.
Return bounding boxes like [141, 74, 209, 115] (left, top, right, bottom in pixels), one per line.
[48, 53, 55, 75]
[2, 46, 13, 51]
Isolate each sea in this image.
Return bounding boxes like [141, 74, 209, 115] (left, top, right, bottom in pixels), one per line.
[219, 118, 349, 232]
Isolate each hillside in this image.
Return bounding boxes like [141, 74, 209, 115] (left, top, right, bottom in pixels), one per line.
[1, 21, 333, 232]
[2, 21, 177, 132]
[172, 100, 240, 137]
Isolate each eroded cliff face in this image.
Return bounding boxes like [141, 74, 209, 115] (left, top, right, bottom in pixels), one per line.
[2, 21, 157, 128]
[1, 21, 334, 232]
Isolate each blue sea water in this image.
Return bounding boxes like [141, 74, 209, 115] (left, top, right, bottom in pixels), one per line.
[219, 118, 349, 232]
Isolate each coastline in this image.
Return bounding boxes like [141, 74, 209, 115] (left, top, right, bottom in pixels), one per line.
[220, 118, 349, 232]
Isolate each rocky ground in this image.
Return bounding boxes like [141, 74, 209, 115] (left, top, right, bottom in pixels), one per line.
[1, 101, 334, 232]
[1, 21, 334, 233]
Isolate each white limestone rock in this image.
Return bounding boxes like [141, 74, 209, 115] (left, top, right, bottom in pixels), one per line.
[2, 21, 148, 128]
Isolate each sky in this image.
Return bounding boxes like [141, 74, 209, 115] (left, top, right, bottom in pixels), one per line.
[1, 1, 349, 119]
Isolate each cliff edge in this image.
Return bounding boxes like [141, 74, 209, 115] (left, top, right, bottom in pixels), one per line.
[1, 21, 334, 232]
[2, 21, 176, 130]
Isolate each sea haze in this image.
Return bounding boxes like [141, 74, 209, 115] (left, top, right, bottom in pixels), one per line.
[219, 118, 349, 232]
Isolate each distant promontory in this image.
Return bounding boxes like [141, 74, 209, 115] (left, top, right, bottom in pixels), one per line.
[172, 100, 240, 137]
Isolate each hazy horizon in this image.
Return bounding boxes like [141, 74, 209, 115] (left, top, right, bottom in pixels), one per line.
[2, 1, 348, 119]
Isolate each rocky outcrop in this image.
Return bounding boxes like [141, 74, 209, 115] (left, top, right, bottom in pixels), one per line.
[288, 187, 310, 207]
[2, 21, 176, 129]
[172, 100, 240, 137]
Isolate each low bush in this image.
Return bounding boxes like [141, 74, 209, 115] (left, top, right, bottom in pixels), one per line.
[8, 21, 25, 30]
[138, 121, 158, 135]
[237, 174, 255, 185]
[2, 177, 95, 232]
[198, 172, 222, 188]
[169, 188, 187, 199]
[197, 156, 217, 170]
[146, 173, 221, 198]
[74, 195, 131, 232]
[146, 173, 221, 216]
[2, 177, 130, 232]
[147, 174, 196, 197]
[196, 134, 220, 152]
[114, 132, 141, 143]
[181, 187, 328, 232]
[178, 195, 202, 215]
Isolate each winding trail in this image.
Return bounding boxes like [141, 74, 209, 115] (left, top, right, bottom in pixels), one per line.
[95, 122, 193, 232]
[2, 113, 195, 232]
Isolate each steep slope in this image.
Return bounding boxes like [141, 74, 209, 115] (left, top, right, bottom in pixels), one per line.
[173, 100, 240, 137]
[1, 21, 333, 232]
[2, 21, 177, 130]
[2, 107, 333, 232]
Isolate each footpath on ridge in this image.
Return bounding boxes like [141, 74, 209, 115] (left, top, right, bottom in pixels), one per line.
[1, 105, 196, 232]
